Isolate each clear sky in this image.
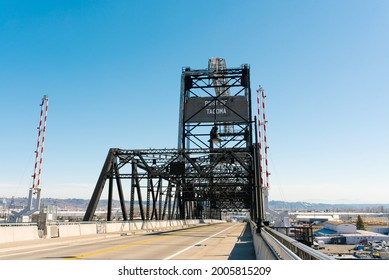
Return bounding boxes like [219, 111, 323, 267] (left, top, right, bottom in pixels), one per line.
[0, 0, 388, 203]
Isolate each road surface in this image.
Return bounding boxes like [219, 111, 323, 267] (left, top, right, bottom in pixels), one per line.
[0, 222, 255, 260]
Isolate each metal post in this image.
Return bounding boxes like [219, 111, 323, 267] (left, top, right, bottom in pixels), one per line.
[107, 176, 113, 221]
[114, 163, 128, 221]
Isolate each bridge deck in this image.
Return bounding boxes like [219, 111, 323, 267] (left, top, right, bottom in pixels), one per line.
[0, 222, 256, 260]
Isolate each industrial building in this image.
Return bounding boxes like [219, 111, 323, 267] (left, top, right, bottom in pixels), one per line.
[315, 221, 389, 245]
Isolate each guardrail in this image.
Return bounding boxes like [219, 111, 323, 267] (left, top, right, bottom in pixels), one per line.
[0, 222, 37, 227]
[263, 226, 333, 260]
[45, 219, 223, 238]
[250, 221, 333, 260]
[250, 220, 299, 260]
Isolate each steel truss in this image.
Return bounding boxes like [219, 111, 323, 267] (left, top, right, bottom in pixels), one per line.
[178, 64, 252, 150]
[84, 61, 263, 222]
[84, 147, 259, 221]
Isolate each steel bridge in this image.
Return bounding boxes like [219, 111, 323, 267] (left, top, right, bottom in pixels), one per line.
[84, 59, 263, 224]
[83, 147, 258, 221]
[0, 59, 333, 261]
[80, 60, 336, 260]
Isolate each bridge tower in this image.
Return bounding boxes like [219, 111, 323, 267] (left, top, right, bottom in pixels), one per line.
[178, 59, 262, 221]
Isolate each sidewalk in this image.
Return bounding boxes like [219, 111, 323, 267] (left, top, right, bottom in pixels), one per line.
[228, 222, 256, 260]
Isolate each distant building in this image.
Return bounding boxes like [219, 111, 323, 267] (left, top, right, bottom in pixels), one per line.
[371, 228, 389, 235]
[296, 215, 335, 224]
[323, 222, 356, 234]
[314, 222, 389, 245]
[343, 230, 389, 245]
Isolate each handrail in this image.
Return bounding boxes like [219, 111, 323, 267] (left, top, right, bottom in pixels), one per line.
[0, 222, 37, 227]
[261, 227, 301, 260]
[264, 226, 333, 260]
[250, 220, 300, 260]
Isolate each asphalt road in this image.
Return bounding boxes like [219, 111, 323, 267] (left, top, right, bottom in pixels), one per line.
[0, 222, 255, 260]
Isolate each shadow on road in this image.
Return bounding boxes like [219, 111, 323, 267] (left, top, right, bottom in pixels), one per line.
[228, 223, 256, 260]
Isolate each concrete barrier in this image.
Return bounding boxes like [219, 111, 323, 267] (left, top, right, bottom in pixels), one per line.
[105, 222, 128, 233]
[58, 224, 81, 237]
[129, 221, 143, 231]
[13, 226, 39, 241]
[80, 224, 97, 235]
[0, 225, 39, 243]
[45, 225, 59, 238]
[0, 227, 14, 243]
[0, 219, 224, 244]
[249, 221, 279, 260]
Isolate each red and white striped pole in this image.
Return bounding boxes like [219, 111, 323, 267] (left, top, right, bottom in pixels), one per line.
[256, 88, 264, 187]
[31, 95, 49, 193]
[257, 86, 271, 218]
[260, 89, 270, 188]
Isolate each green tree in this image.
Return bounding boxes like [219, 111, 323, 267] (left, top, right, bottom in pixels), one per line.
[356, 215, 366, 230]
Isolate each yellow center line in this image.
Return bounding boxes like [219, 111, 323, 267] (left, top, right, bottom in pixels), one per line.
[66, 234, 170, 260]
[66, 224, 225, 260]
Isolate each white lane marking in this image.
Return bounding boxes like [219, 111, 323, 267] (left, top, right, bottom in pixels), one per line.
[0, 235, 124, 258]
[0, 244, 73, 258]
[163, 224, 238, 260]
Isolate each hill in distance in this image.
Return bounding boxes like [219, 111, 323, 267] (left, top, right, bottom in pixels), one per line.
[2, 197, 388, 213]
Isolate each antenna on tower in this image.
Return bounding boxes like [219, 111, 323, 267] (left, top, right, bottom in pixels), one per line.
[11, 95, 49, 222]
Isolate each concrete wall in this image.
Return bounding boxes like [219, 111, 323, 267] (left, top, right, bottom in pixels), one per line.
[79, 224, 97, 235]
[0, 225, 39, 244]
[0, 219, 224, 243]
[51, 219, 223, 238]
[46, 225, 59, 238]
[249, 222, 278, 260]
[58, 224, 83, 237]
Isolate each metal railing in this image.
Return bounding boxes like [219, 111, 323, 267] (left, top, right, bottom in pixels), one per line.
[250, 221, 333, 260]
[0, 222, 37, 227]
[263, 226, 333, 260]
[250, 221, 299, 260]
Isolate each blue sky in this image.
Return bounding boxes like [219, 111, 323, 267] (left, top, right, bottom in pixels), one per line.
[0, 0, 388, 203]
